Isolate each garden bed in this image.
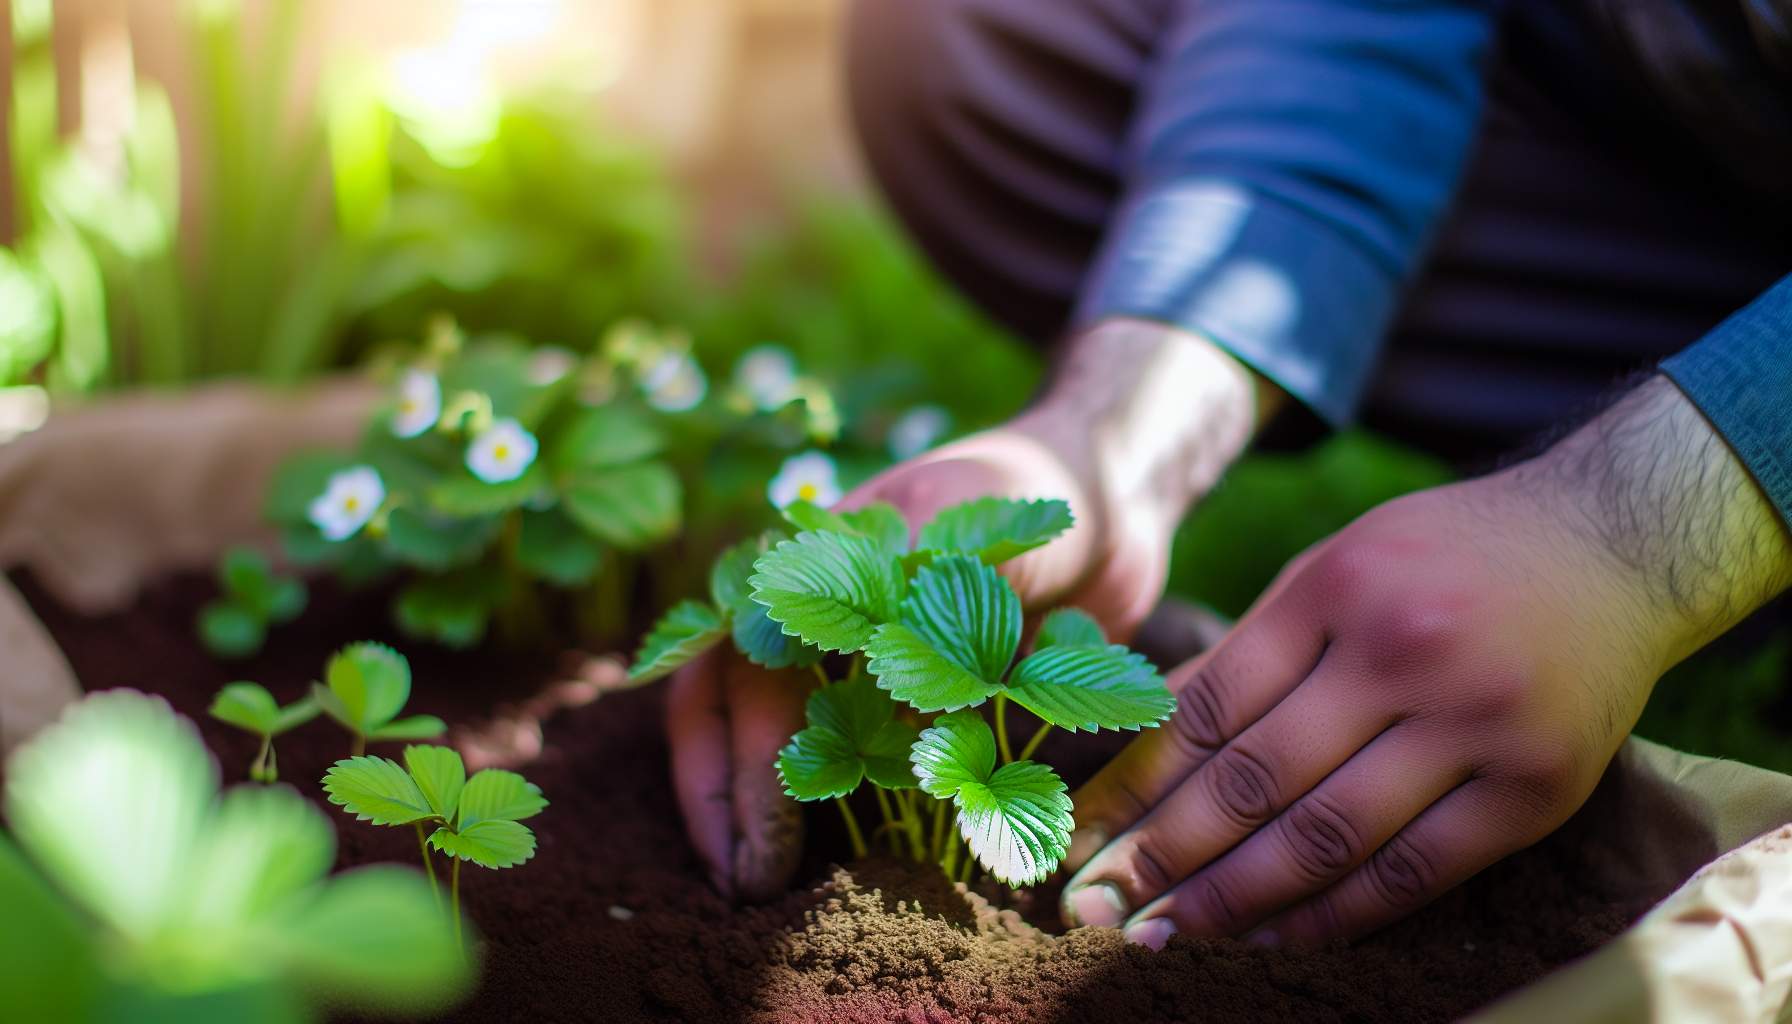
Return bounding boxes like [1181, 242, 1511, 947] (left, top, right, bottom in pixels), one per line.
[12, 569, 1672, 1023]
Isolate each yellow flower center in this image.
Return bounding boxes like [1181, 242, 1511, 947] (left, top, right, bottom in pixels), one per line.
[400, 399, 416, 414]
[494, 444, 511, 462]
[797, 481, 819, 502]
[344, 496, 361, 513]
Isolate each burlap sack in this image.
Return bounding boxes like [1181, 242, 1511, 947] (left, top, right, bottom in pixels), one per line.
[1, 384, 1790, 1021]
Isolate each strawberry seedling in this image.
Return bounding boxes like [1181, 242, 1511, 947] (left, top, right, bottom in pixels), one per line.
[630, 495, 1176, 886]
[207, 681, 320, 782]
[311, 642, 446, 756]
[196, 546, 308, 658]
[323, 744, 546, 949]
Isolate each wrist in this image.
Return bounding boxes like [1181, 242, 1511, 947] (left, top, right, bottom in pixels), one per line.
[1512, 376, 1792, 668]
[1015, 317, 1271, 534]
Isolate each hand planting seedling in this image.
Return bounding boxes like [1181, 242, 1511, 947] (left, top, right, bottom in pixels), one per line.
[208, 680, 320, 782]
[631, 495, 1176, 886]
[312, 642, 446, 756]
[260, 320, 689, 649]
[0, 691, 467, 1022]
[323, 744, 546, 949]
[196, 546, 308, 657]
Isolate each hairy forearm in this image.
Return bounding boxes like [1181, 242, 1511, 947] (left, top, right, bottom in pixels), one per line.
[1014, 317, 1280, 532]
[1519, 375, 1792, 665]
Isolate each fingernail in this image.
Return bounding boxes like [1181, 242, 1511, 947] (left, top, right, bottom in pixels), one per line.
[1063, 881, 1129, 928]
[1124, 917, 1177, 950]
[1244, 928, 1279, 948]
[1066, 827, 1107, 870]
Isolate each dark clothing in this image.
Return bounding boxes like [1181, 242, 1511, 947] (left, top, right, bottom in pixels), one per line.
[846, 0, 1792, 493]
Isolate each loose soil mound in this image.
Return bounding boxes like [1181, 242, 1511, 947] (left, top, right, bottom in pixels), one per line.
[17, 573, 1657, 1023]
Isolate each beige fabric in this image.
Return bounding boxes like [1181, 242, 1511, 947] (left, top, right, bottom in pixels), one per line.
[0, 577, 81, 758]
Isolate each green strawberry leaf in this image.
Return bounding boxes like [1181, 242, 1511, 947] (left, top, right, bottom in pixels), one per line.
[916, 497, 1074, 565]
[1005, 645, 1176, 733]
[199, 601, 265, 659]
[955, 761, 1074, 887]
[321, 755, 435, 826]
[271, 694, 321, 735]
[561, 461, 682, 549]
[177, 784, 335, 928]
[515, 507, 603, 587]
[749, 531, 905, 653]
[731, 601, 824, 670]
[429, 819, 537, 869]
[393, 568, 505, 649]
[382, 506, 502, 571]
[908, 710, 998, 799]
[781, 500, 909, 554]
[209, 682, 281, 735]
[779, 499, 848, 535]
[426, 463, 549, 517]
[628, 600, 726, 683]
[402, 745, 465, 820]
[1035, 607, 1105, 650]
[550, 404, 665, 471]
[219, 547, 274, 606]
[457, 769, 548, 827]
[909, 711, 1073, 884]
[264, 450, 356, 524]
[266, 575, 308, 624]
[862, 555, 1019, 713]
[367, 715, 448, 742]
[865, 623, 1005, 713]
[776, 678, 920, 800]
[710, 530, 787, 613]
[322, 642, 412, 733]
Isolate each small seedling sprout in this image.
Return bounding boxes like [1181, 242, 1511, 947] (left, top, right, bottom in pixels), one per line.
[196, 546, 308, 658]
[311, 642, 446, 755]
[323, 744, 547, 950]
[629, 493, 1176, 887]
[207, 681, 320, 782]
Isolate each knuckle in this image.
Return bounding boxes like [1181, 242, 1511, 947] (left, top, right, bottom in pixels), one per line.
[1278, 794, 1365, 880]
[1203, 746, 1281, 829]
[1181, 875, 1247, 934]
[1312, 542, 1383, 599]
[1166, 668, 1230, 759]
[1116, 833, 1179, 895]
[1364, 604, 1468, 668]
[1365, 834, 1439, 908]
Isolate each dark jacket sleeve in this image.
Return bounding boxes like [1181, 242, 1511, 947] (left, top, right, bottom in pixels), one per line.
[1074, 0, 1503, 426]
[1662, 274, 1792, 528]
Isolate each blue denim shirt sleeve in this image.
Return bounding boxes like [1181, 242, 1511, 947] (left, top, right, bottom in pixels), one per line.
[1661, 274, 1792, 528]
[1073, 0, 1503, 427]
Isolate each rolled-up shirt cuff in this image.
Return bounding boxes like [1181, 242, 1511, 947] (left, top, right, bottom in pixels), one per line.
[1072, 178, 1400, 429]
[1661, 273, 1792, 529]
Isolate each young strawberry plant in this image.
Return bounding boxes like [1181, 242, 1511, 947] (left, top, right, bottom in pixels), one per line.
[196, 546, 308, 657]
[251, 319, 690, 650]
[323, 744, 546, 949]
[311, 642, 446, 756]
[630, 495, 1177, 886]
[207, 680, 319, 782]
[1, 691, 468, 1022]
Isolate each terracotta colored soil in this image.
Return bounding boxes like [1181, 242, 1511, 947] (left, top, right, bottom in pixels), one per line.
[17, 572, 1660, 1023]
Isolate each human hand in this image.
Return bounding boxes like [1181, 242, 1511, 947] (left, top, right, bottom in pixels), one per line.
[669, 318, 1267, 900]
[1060, 378, 1792, 946]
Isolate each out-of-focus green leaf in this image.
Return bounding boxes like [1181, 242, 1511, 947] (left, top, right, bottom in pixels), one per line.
[561, 461, 681, 549]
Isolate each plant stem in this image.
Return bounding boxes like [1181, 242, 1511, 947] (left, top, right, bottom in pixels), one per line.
[874, 787, 901, 855]
[994, 694, 1014, 764]
[351, 732, 365, 757]
[958, 851, 975, 885]
[848, 654, 866, 683]
[1017, 722, 1053, 763]
[835, 797, 868, 859]
[898, 790, 926, 862]
[811, 664, 830, 689]
[416, 822, 440, 910]
[451, 857, 463, 952]
[930, 797, 948, 862]
[940, 818, 962, 879]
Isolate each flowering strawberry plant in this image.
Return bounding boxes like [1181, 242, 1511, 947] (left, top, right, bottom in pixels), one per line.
[630, 495, 1177, 886]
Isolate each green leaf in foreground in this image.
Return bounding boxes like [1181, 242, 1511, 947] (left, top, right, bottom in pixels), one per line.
[456, 768, 548, 828]
[428, 819, 536, 869]
[1034, 607, 1105, 650]
[781, 500, 909, 554]
[909, 710, 1073, 886]
[917, 496, 1074, 565]
[749, 530, 905, 653]
[322, 756, 435, 825]
[711, 531, 822, 670]
[864, 555, 1018, 713]
[777, 678, 920, 800]
[404, 745, 466, 821]
[1005, 645, 1176, 733]
[629, 600, 726, 683]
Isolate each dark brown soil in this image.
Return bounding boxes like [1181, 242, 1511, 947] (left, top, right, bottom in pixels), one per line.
[16, 571, 1662, 1023]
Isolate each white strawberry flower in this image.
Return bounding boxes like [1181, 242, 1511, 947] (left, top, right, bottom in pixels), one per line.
[390, 369, 442, 438]
[641, 352, 706, 412]
[308, 466, 385, 541]
[733, 345, 797, 411]
[888, 405, 950, 460]
[527, 346, 577, 385]
[465, 417, 539, 484]
[768, 450, 842, 509]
